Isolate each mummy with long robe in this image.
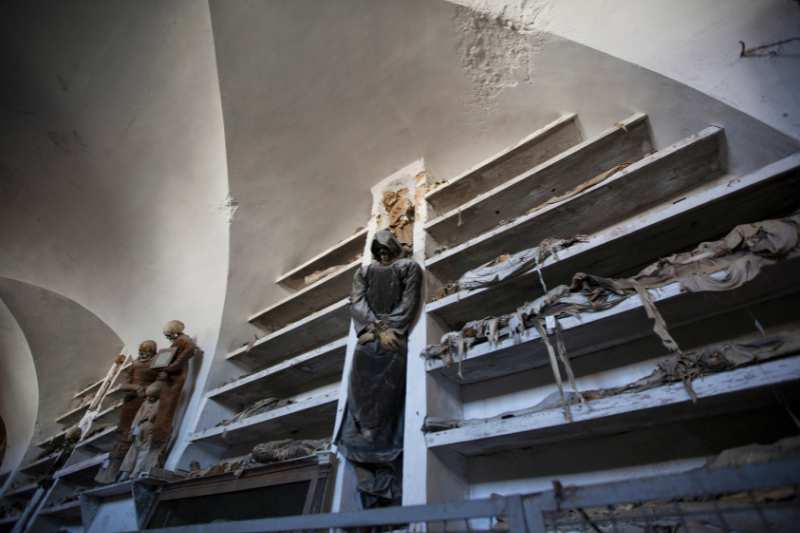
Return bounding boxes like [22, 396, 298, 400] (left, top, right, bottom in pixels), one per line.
[336, 230, 422, 507]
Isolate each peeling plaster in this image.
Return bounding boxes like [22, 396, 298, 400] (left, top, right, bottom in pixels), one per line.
[452, 1, 552, 106]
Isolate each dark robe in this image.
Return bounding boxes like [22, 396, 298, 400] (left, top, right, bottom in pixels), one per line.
[337, 230, 422, 507]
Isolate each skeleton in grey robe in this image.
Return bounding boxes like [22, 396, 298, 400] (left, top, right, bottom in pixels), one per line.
[337, 229, 422, 508]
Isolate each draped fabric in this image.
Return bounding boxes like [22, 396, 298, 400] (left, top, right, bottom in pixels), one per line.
[337, 230, 422, 508]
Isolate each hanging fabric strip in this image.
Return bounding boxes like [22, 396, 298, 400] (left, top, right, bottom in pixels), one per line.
[633, 282, 681, 353]
[534, 318, 573, 422]
[554, 318, 585, 406]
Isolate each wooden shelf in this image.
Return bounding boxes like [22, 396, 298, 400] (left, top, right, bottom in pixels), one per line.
[230, 298, 351, 370]
[54, 453, 108, 485]
[426, 114, 581, 215]
[426, 355, 800, 456]
[76, 425, 118, 453]
[427, 256, 800, 384]
[3, 482, 37, 499]
[38, 499, 81, 519]
[19, 451, 62, 477]
[427, 152, 800, 329]
[93, 401, 123, 426]
[72, 378, 104, 400]
[425, 113, 653, 249]
[276, 228, 367, 290]
[210, 337, 347, 409]
[55, 402, 90, 427]
[249, 259, 359, 334]
[33, 429, 69, 451]
[426, 125, 725, 284]
[191, 388, 339, 447]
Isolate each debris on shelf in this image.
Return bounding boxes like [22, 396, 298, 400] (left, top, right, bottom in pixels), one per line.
[425, 179, 448, 193]
[382, 187, 415, 251]
[422, 331, 800, 433]
[424, 212, 800, 365]
[188, 454, 251, 479]
[537, 162, 632, 212]
[252, 438, 329, 464]
[707, 435, 800, 469]
[186, 439, 330, 479]
[455, 234, 588, 294]
[304, 263, 350, 286]
[216, 397, 294, 427]
[549, 436, 800, 532]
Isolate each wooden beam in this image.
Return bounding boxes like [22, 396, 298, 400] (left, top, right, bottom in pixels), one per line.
[425, 113, 652, 248]
[426, 114, 581, 215]
[426, 124, 724, 283]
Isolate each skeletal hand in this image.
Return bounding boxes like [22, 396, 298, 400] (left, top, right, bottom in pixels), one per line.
[378, 328, 402, 351]
[358, 331, 376, 345]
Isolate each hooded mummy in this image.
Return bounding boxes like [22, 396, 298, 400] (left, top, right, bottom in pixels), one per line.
[336, 228, 422, 508]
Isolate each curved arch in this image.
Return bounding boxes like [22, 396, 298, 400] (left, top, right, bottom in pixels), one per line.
[0, 293, 37, 477]
[0, 277, 124, 473]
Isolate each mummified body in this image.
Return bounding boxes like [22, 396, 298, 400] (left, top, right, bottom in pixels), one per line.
[96, 341, 160, 483]
[153, 320, 199, 448]
[336, 230, 422, 507]
[119, 381, 163, 480]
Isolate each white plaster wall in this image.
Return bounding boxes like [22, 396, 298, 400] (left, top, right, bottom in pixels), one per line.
[0, 298, 37, 478]
[0, 0, 229, 467]
[0, 279, 124, 450]
[451, 0, 800, 139]
[208, 0, 797, 389]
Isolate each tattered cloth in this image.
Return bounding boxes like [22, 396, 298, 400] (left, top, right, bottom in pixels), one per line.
[456, 236, 586, 292]
[423, 213, 800, 363]
[252, 438, 329, 464]
[423, 331, 800, 432]
[217, 397, 293, 427]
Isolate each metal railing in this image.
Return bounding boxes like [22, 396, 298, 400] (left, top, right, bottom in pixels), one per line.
[135, 457, 800, 532]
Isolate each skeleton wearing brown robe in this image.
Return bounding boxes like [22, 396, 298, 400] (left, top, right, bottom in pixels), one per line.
[95, 341, 160, 484]
[336, 230, 422, 508]
[152, 321, 199, 450]
[119, 381, 162, 480]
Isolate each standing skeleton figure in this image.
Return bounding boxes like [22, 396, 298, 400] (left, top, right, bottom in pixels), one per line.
[119, 381, 162, 480]
[96, 340, 159, 484]
[152, 320, 200, 449]
[336, 230, 422, 508]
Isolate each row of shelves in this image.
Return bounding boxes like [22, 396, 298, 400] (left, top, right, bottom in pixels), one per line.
[426, 354, 800, 455]
[426, 123, 725, 283]
[427, 152, 800, 329]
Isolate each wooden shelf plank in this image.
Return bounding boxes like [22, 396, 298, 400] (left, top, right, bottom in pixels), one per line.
[93, 401, 123, 426]
[19, 451, 62, 477]
[276, 228, 367, 290]
[427, 152, 800, 329]
[425, 113, 652, 249]
[231, 298, 351, 370]
[190, 389, 339, 447]
[426, 125, 725, 283]
[33, 430, 69, 451]
[427, 256, 800, 384]
[76, 425, 118, 453]
[210, 337, 347, 409]
[3, 482, 38, 499]
[39, 499, 81, 519]
[426, 114, 581, 215]
[426, 355, 800, 456]
[249, 259, 359, 334]
[55, 402, 90, 427]
[72, 378, 103, 400]
[54, 453, 109, 485]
